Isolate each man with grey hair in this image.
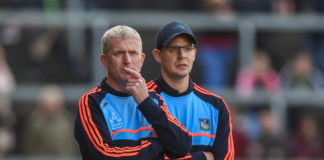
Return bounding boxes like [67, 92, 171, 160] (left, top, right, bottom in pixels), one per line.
[74, 25, 192, 159]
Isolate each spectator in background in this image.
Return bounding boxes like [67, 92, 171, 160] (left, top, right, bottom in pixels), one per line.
[197, 0, 237, 88]
[232, 0, 272, 13]
[280, 50, 324, 91]
[281, 50, 324, 159]
[302, 0, 324, 13]
[256, 109, 285, 158]
[230, 106, 248, 158]
[0, 45, 16, 158]
[22, 85, 78, 156]
[29, 26, 74, 83]
[245, 109, 285, 159]
[300, 0, 324, 74]
[202, 0, 234, 15]
[83, 0, 127, 10]
[0, 45, 16, 97]
[83, 0, 200, 11]
[197, 34, 236, 88]
[27, 0, 75, 83]
[272, 0, 296, 15]
[0, 0, 65, 10]
[232, 0, 296, 16]
[257, 0, 305, 71]
[287, 113, 324, 158]
[1, 0, 76, 84]
[235, 50, 281, 98]
[245, 140, 265, 159]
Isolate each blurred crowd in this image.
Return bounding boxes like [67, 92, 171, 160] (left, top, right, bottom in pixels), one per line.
[0, 0, 324, 159]
[232, 49, 324, 159]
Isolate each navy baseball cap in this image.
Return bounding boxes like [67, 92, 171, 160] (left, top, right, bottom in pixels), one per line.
[155, 21, 197, 49]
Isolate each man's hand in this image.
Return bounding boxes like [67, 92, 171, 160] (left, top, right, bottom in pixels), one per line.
[123, 67, 149, 104]
[203, 152, 214, 160]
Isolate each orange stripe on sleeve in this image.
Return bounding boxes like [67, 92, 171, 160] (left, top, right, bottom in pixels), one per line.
[229, 130, 234, 160]
[84, 89, 105, 146]
[224, 130, 234, 160]
[111, 127, 153, 136]
[79, 88, 104, 149]
[222, 97, 234, 160]
[191, 132, 216, 139]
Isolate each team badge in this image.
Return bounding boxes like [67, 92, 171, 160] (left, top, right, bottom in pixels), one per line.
[110, 111, 123, 131]
[199, 118, 210, 131]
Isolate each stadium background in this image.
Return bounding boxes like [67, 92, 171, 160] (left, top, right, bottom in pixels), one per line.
[0, 0, 324, 159]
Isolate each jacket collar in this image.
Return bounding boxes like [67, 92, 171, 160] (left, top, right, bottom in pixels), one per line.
[155, 76, 194, 97]
[100, 78, 130, 97]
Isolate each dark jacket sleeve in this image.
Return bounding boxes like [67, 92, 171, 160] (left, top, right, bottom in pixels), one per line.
[138, 93, 192, 159]
[210, 98, 234, 160]
[74, 89, 165, 160]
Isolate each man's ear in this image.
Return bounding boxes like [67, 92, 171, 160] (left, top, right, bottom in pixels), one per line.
[100, 53, 108, 69]
[140, 52, 145, 66]
[193, 48, 197, 62]
[152, 49, 161, 64]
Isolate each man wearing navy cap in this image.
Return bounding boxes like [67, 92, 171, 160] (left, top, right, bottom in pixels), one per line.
[148, 21, 234, 160]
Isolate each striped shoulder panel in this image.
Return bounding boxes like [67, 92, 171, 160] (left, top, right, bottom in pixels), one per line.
[78, 87, 152, 157]
[193, 83, 224, 100]
[193, 84, 235, 160]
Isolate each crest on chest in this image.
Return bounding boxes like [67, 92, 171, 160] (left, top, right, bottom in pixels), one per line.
[199, 118, 210, 131]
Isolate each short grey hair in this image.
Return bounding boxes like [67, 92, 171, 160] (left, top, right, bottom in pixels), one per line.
[101, 25, 142, 55]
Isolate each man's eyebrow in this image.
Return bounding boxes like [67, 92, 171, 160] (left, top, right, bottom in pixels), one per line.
[128, 49, 140, 53]
[113, 49, 140, 54]
[114, 50, 126, 54]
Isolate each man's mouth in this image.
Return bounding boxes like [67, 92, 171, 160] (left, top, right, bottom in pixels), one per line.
[177, 64, 188, 68]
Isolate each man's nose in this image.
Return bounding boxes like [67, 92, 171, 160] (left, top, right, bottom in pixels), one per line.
[177, 48, 186, 58]
[123, 53, 131, 64]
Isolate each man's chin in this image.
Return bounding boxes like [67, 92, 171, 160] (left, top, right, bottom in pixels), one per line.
[119, 77, 129, 82]
[120, 74, 132, 81]
[172, 72, 190, 79]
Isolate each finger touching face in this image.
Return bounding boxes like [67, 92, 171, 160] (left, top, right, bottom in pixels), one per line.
[122, 67, 142, 79]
